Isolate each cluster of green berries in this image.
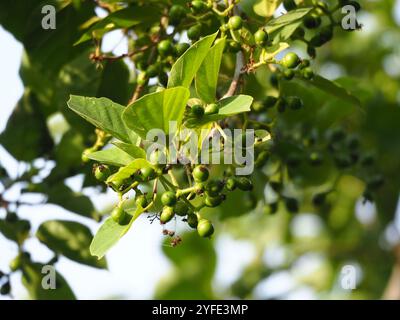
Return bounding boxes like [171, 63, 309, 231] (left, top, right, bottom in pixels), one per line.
[280, 52, 314, 81]
[188, 102, 220, 119]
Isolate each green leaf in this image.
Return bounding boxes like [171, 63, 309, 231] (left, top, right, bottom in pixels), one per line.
[36, 220, 107, 269]
[272, 20, 303, 43]
[195, 38, 226, 103]
[185, 95, 254, 127]
[301, 75, 362, 108]
[0, 219, 30, 244]
[107, 159, 153, 183]
[75, 6, 161, 45]
[67, 95, 132, 143]
[253, 0, 282, 17]
[112, 141, 146, 158]
[123, 87, 190, 138]
[21, 263, 75, 300]
[87, 146, 135, 167]
[168, 32, 219, 88]
[46, 183, 97, 219]
[90, 206, 144, 259]
[265, 8, 312, 33]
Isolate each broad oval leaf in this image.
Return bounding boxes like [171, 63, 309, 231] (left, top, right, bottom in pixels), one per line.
[123, 87, 190, 139]
[22, 263, 76, 300]
[67, 95, 133, 143]
[107, 158, 153, 184]
[90, 206, 144, 259]
[195, 38, 226, 103]
[37, 220, 107, 269]
[253, 0, 282, 17]
[265, 8, 312, 34]
[168, 32, 219, 88]
[112, 141, 146, 159]
[88, 146, 135, 167]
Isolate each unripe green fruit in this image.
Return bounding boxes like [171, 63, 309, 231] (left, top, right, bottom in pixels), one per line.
[111, 207, 130, 225]
[187, 24, 202, 40]
[283, 69, 295, 80]
[146, 63, 161, 78]
[287, 96, 303, 110]
[228, 16, 243, 31]
[284, 197, 299, 213]
[283, 0, 297, 11]
[281, 52, 300, 69]
[197, 219, 214, 238]
[193, 165, 209, 182]
[140, 166, 156, 181]
[94, 165, 111, 182]
[302, 67, 314, 80]
[263, 95, 278, 108]
[251, 101, 265, 113]
[254, 29, 268, 46]
[299, 59, 310, 69]
[205, 179, 224, 197]
[227, 40, 241, 53]
[158, 40, 174, 56]
[270, 74, 279, 88]
[174, 201, 189, 216]
[191, 105, 205, 118]
[225, 177, 237, 191]
[158, 72, 168, 87]
[160, 206, 175, 223]
[161, 191, 177, 207]
[307, 46, 316, 58]
[276, 98, 288, 113]
[237, 177, 253, 191]
[135, 195, 148, 208]
[175, 42, 190, 56]
[304, 13, 321, 29]
[205, 103, 219, 115]
[169, 5, 186, 26]
[190, 0, 207, 13]
[187, 213, 198, 228]
[204, 195, 223, 207]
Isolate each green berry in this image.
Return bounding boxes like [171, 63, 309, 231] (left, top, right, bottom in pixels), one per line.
[302, 67, 314, 80]
[161, 191, 177, 207]
[205, 179, 224, 197]
[191, 105, 205, 118]
[287, 96, 303, 110]
[237, 177, 253, 191]
[281, 52, 300, 69]
[169, 5, 186, 26]
[276, 98, 288, 113]
[205, 103, 219, 115]
[228, 16, 243, 31]
[135, 195, 148, 208]
[94, 165, 111, 182]
[283, 69, 295, 80]
[307, 46, 316, 58]
[254, 29, 268, 46]
[193, 165, 209, 182]
[160, 206, 175, 223]
[283, 0, 297, 11]
[197, 219, 214, 238]
[158, 72, 168, 87]
[187, 24, 202, 40]
[304, 13, 321, 29]
[270, 73, 279, 88]
[227, 40, 241, 53]
[158, 40, 174, 57]
[187, 213, 198, 228]
[225, 177, 237, 191]
[204, 195, 223, 207]
[190, 1, 207, 14]
[175, 42, 190, 56]
[140, 166, 156, 181]
[174, 201, 189, 216]
[299, 59, 310, 69]
[111, 207, 130, 225]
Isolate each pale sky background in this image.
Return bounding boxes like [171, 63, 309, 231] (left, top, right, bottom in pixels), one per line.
[1, 1, 400, 300]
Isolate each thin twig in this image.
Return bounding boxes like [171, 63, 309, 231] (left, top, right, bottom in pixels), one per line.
[223, 51, 245, 98]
